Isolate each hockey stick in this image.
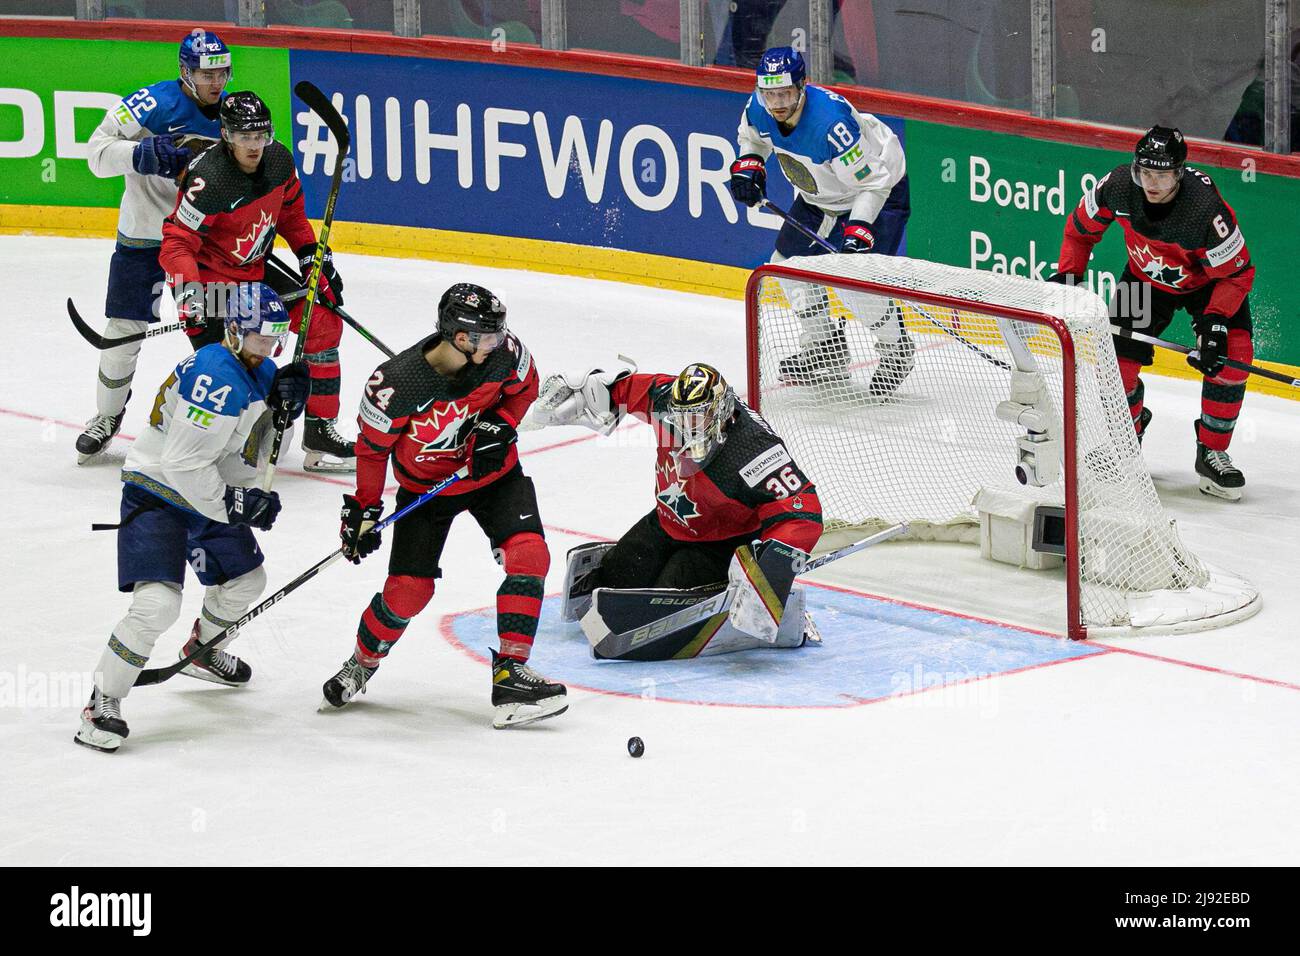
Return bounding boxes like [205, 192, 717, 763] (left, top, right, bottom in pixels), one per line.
[760, 199, 1011, 372]
[265, 253, 396, 359]
[262, 82, 351, 491]
[1110, 325, 1300, 389]
[68, 291, 393, 358]
[592, 523, 909, 659]
[67, 289, 306, 351]
[134, 467, 468, 687]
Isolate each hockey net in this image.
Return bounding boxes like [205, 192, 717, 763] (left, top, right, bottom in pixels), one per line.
[746, 254, 1260, 638]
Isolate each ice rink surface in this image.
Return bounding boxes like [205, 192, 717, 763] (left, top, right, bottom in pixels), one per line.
[1, 236, 1296, 865]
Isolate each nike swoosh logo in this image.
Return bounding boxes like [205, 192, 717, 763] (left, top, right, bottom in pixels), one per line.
[519, 514, 532, 520]
[416, 398, 435, 412]
[229, 197, 246, 211]
[168, 124, 186, 133]
[1114, 211, 1130, 217]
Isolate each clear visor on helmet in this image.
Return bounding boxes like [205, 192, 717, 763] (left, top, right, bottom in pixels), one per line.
[233, 318, 289, 357]
[223, 127, 273, 148]
[1130, 162, 1182, 191]
[758, 85, 801, 113]
[468, 324, 508, 353]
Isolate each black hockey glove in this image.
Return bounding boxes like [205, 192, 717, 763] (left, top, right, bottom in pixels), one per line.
[269, 361, 310, 423]
[729, 154, 767, 207]
[340, 494, 383, 564]
[1046, 272, 1080, 286]
[841, 221, 875, 254]
[224, 486, 282, 531]
[133, 135, 191, 179]
[1189, 319, 1229, 377]
[296, 242, 344, 307]
[466, 412, 517, 481]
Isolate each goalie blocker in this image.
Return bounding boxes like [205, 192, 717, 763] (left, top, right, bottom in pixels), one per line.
[575, 539, 813, 661]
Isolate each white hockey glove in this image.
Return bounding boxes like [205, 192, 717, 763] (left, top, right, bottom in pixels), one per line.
[525, 364, 634, 435]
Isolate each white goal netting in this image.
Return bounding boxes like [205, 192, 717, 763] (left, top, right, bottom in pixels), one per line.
[748, 254, 1259, 637]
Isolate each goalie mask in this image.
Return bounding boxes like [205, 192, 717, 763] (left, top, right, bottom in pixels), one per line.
[665, 363, 736, 466]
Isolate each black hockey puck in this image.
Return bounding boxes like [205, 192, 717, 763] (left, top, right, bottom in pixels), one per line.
[627, 736, 645, 758]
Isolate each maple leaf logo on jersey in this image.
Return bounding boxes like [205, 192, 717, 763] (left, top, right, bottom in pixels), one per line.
[407, 401, 472, 455]
[1130, 242, 1187, 288]
[655, 459, 700, 527]
[232, 209, 275, 264]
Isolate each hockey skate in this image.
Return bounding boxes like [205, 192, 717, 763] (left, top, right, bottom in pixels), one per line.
[302, 416, 356, 474]
[778, 327, 850, 386]
[1135, 406, 1153, 445]
[867, 327, 915, 397]
[320, 654, 378, 710]
[491, 650, 567, 728]
[1195, 440, 1244, 501]
[74, 687, 129, 753]
[178, 619, 252, 687]
[75, 398, 129, 464]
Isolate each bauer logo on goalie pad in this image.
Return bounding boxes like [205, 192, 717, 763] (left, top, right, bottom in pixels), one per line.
[358, 396, 393, 431]
[740, 445, 793, 487]
[176, 198, 205, 232]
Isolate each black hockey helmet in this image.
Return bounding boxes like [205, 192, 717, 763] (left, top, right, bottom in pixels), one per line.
[438, 283, 507, 351]
[1132, 126, 1186, 185]
[220, 91, 273, 138]
[666, 363, 736, 465]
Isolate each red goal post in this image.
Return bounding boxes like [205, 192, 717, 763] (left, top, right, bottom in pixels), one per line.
[744, 255, 1259, 640]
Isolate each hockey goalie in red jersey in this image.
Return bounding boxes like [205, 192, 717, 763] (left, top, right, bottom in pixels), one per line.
[160, 90, 355, 473]
[320, 283, 566, 729]
[1050, 125, 1255, 500]
[527, 361, 824, 661]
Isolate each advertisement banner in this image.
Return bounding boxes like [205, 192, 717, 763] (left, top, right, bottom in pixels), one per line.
[0, 37, 289, 208]
[905, 121, 1299, 356]
[286, 49, 905, 270]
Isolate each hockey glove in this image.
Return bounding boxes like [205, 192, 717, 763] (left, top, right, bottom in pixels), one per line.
[1189, 319, 1229, 377]
[296, 242, 344, 307]
[340, 494, 383, 564]
[841, 221, 875, 254]
[132, 135, 192, 179]
[466, 412, 517, 480]
[729, 154, 767, 207]
[176, 287, 207, 338]
[269, 361, 310, 423]
[1046, 272, 1081, 286]
[224, 486, 282, 531]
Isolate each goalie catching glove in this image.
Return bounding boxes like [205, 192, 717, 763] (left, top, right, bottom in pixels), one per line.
[526, 364, 634, 433]
[725, 539, 807, 644]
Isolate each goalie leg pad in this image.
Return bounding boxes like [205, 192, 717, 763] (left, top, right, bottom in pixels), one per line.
[726, 540, 805, 644]
[561, 541, 616, 622]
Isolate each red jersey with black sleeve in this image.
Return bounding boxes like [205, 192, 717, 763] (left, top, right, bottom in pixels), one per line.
[353, 333, 538, 506]
[1058, 163, 1254, 318]
[160, 139, 317, 290]
[610, 373, 823, 552]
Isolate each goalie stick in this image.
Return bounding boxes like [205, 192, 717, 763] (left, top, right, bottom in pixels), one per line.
[591, 523, 909, 660]
[134, 468, 468, 687]
[760, 198, 1011, 372]
[261, 81, 351, 491]
[1110, 325, 1299, 389]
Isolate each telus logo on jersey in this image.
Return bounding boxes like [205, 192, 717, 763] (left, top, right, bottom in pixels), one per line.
[49, 886, 151, 936]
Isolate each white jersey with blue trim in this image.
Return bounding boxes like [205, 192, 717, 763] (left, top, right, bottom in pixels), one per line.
[737, 85, 905, 223]
[86, 79, 223, 246]
[124, 344, 276, 523]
